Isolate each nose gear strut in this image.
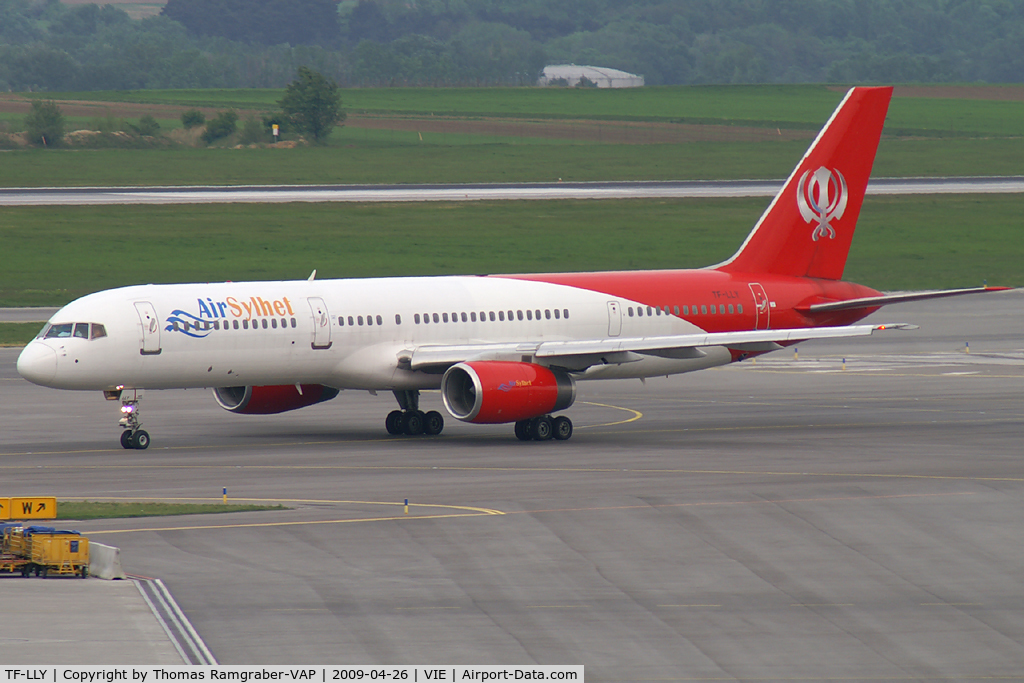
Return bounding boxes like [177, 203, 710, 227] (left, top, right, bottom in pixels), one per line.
[107, 388, 150, 450]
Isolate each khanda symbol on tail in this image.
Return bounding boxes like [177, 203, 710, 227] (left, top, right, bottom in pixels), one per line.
[797, 166, 848, 241]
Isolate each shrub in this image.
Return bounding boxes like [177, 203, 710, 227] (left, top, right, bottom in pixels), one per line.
[238, 115, 264, 144]
[136, 115, 161, 137]
[201, 110, 238, 144]
[181, 109, 205, 129]
[25, 100, 65, 147]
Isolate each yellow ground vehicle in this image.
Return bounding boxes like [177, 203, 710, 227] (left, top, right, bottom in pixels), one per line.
[1, 525, 89, 578]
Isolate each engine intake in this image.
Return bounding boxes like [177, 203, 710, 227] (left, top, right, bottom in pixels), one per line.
[213, 384, 340, 414]
[441, 361, 575, 424]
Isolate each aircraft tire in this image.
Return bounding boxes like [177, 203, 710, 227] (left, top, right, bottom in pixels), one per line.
[553, 416, 573, 441]
[131, 430, 150, 450]
[532, 416, 553, 441]
[385, 410, 405, 435]
[424, 410, 444, 436]
[120, 431, 134, 449]
[402, 410, 425, 436]
[514, 420, 532, 441]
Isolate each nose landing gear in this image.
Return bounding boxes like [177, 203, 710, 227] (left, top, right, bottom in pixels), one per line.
[106, 389, 150, 450]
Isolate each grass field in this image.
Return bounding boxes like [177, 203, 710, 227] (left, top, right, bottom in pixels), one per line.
[2, 195, 1019, 307]
[57, 500, 286, 520]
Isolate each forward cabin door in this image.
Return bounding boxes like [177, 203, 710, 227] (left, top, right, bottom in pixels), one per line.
[307, 297, 332, 350]
[748, 283, 770, 330]
[134, 301, 162, 355]
[607, 301, 622, 337]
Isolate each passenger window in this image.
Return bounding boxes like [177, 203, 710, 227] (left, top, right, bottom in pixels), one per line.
[339, 316, 345, 326]
[470, 312, 477, 322]
[172, 321, 180, 331]
[243, 319, 249, 329]
[376, 315, 383, 325]
[554, 309, 560, 319]
[358, 316, 364, 326]
[291, 318, 297, 328]
[526, 310, 532, 321]
[433, 313, 439, 323]
[637, 307, 643, 317]
[563, 309, 569, 319]
[673, 306, 679, 315]
[452, 312, 458, 322]
[719, 305, 725, 314]
[234, 320, 240, 330]
[183, 322, 191, 332]
[709, 305, 715, 315]
[73, 323, 89, 339]
[728, 305, 734, 314]
[271, 319, 278, 329]
[701, 305, 708, 315]
[545, 310, 551, 320]
[682, 306, 689, 316]
[535, 310, 541, 320]
[442, 312, 449, 323]
[395, 314, 402, 325]
[738, 304, 743, 314]
[497, 311, 503, 321]
[415, 314, 421, 324]
[261, 319, 268, 329]
[517, 310, 524, 321]
[461, 312, 468, 322]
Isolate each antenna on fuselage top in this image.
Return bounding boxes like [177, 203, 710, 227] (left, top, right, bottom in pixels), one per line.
[308, 269, 317, 281]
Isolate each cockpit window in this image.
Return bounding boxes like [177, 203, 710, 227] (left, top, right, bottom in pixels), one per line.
[90, 324, 107, 340]
[43, 323, 74, 339]
[73, 323, 89, 339]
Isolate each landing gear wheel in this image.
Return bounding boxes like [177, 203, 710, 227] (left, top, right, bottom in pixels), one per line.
[402, 410, 425, 436]
[423, 410, 444, 436]
[130, 430, 150, 450]
[531, 416, 554, 441]
[552, 416, 573, 441]
[120, 430, 134, 449]
[385, 410, 405, 435]
[514, 420, 533, 441]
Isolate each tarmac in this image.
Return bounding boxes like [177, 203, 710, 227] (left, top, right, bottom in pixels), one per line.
[1, 290, 1022, 678]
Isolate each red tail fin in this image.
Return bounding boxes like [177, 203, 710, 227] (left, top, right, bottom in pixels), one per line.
[716, 86, 892, 280]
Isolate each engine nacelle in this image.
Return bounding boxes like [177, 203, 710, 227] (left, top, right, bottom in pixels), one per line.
[441, 361, 576, 424]
[213, 384, 340, 415]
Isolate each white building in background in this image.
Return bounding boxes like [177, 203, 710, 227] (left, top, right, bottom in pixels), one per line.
[537, 64, 644, 88]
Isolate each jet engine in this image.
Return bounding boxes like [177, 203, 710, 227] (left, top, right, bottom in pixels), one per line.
[441, 361, 576, 424]
[213, 384, 340, 414]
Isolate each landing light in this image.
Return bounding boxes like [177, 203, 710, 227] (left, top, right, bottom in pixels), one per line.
[121, 404, 135, 414]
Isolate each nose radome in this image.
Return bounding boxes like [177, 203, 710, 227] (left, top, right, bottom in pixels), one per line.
[17, 342, 58, 386]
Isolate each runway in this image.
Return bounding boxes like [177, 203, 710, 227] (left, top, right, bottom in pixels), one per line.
[1, 176, 1023, 206]
[1, 290, 1022, 678]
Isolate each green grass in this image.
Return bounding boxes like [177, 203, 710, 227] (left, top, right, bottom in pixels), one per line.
[57, 500, 286, 520]
[2, 136, 1023, 187]
[29, 84, 1024, 135]
[0, 322, 44, 346]
[1, 196, 1020, 310]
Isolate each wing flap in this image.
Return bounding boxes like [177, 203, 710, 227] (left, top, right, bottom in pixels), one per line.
[407, 323, 914, 371]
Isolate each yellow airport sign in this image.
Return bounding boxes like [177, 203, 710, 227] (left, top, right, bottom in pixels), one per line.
[4, 497, 58, 520]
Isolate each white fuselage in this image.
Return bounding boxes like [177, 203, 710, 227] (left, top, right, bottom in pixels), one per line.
[18, 276, 731, 393]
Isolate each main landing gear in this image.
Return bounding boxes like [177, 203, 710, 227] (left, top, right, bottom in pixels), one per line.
[514, 415, 573, 442]
[107, 389, 150, 450]
[386, 390, 444, 437]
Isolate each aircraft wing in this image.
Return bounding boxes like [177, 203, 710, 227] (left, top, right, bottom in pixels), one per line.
[800, 286, 1012, 313]
[403, 322, 915, 372]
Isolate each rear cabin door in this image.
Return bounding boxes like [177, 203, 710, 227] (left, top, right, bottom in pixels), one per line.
[748, 283, 770, 330]
[134, 301, 162, 355]
[307, 297, 333, 350]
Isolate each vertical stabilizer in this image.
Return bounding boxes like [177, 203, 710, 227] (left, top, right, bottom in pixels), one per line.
[715, 86, 892, 280]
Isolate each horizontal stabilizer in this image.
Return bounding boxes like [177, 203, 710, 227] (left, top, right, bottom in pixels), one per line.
[801, 286, 1012, 313]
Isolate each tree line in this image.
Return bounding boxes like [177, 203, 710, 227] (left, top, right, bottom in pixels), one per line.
[2, 0, 1022, 91]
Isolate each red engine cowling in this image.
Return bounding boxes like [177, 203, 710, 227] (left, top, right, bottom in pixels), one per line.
[441, 361, 576, 424]
[213, 384, 340, 414]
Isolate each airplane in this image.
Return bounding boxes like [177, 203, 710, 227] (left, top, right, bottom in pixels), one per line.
[16, 86, 1008, 449]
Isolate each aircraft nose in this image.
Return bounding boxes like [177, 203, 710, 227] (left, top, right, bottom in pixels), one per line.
[17, 342, 58, 386]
